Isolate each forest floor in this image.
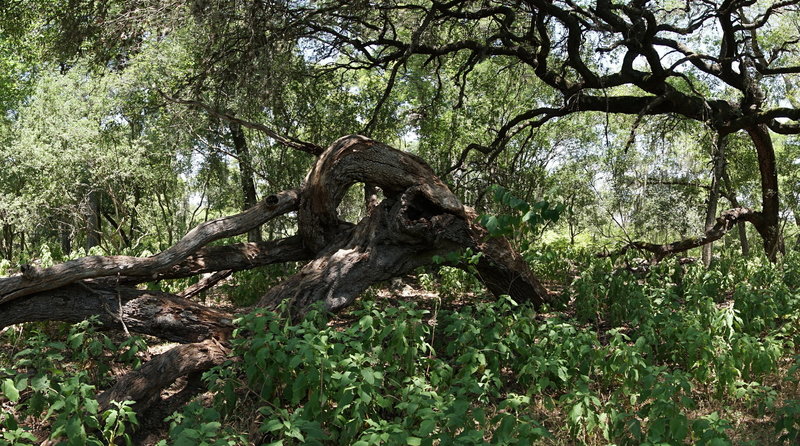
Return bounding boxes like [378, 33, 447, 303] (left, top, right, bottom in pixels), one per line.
[131, 276, 788, 445]
[1, 272, 796, 445]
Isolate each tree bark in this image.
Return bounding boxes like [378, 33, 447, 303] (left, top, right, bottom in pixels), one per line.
[721, 161, 750, 257]
[262, 135, 549, 315]
[0, 137, 546, 313]
[365, 183, 380, 212]
[616, 126, 778, 263]
[0, 135, 548, 414]
[1, 223, 12, 259]
[59, 221, 72, 256]
[0, 190, 298, 305]
[607, 208, 760, 263]
[745, 124, 782, 260]
[0, 283, 234, 343]
[178, 270, 232, 299]
[96, 339, 228, 411]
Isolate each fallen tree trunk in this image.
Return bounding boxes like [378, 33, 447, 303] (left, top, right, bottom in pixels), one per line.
[0, 135, 550, 416]
[96, 339, 229, 411]
[0, 283, 234, 343]
[261, 135, 548, 315]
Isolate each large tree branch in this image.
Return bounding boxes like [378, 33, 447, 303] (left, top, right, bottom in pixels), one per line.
[96, 339, 228, 411]
[262, 136, 550, 316]
[0, 190, 299, 304]
[121, 236, 313, 284]
[0, 284, 234, 343]
[606, 207, 761, 262]
[736, 0, 798, 30]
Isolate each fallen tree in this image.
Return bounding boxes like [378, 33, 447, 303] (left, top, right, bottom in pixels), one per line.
[0, 135, 550, 414]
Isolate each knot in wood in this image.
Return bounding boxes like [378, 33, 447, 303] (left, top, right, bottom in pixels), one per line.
[20, 264, 41, 280]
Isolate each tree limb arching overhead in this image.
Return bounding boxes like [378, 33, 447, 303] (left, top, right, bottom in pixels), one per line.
[291, 0, 800, 259]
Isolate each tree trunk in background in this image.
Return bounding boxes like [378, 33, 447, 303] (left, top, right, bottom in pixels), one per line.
[1, 223, 12, 259]
[738, 223, 751, 257]
[230, 123, 262, 243]
[795, 213, 800, 247]
[746, 125, 782, 261]
[59, 221, 71, 256]
[86, 189, 101, 251]
[721, 168, 750, 257]
[702, 134, 725, 267]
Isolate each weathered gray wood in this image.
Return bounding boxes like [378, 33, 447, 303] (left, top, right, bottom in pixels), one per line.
[120, 236, 312, 284]
[178, 270, 233, 299]
[298, 135, 464, 252]
[0, 135, 551, 414]
[262, 136, 549, 314]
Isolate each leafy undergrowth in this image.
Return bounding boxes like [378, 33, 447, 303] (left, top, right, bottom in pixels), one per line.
[3, 252, 800, 445]
[0, 319, 146, 445]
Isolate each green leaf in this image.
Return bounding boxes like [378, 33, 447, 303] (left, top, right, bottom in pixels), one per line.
[480, 215, 499, 235]
[104, 410, 118, 427]
[2, 378, 20, 402]
[569, 403, 583, 423]
[418, 419, 436, 436]
[65, 417, 85, 443]
[361, 368, 375, 385]
[264, 419, 283, 432]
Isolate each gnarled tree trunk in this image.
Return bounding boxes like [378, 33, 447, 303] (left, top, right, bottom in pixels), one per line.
[746, 124, 783, 261]
[264, 136, 548, 316]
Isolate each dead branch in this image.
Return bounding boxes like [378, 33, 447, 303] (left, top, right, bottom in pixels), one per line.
[600, 208, 761, 263]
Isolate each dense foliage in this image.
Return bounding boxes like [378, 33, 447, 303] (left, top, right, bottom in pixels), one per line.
[2, 0, 800, 444]
[3, 248, 800, 444]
